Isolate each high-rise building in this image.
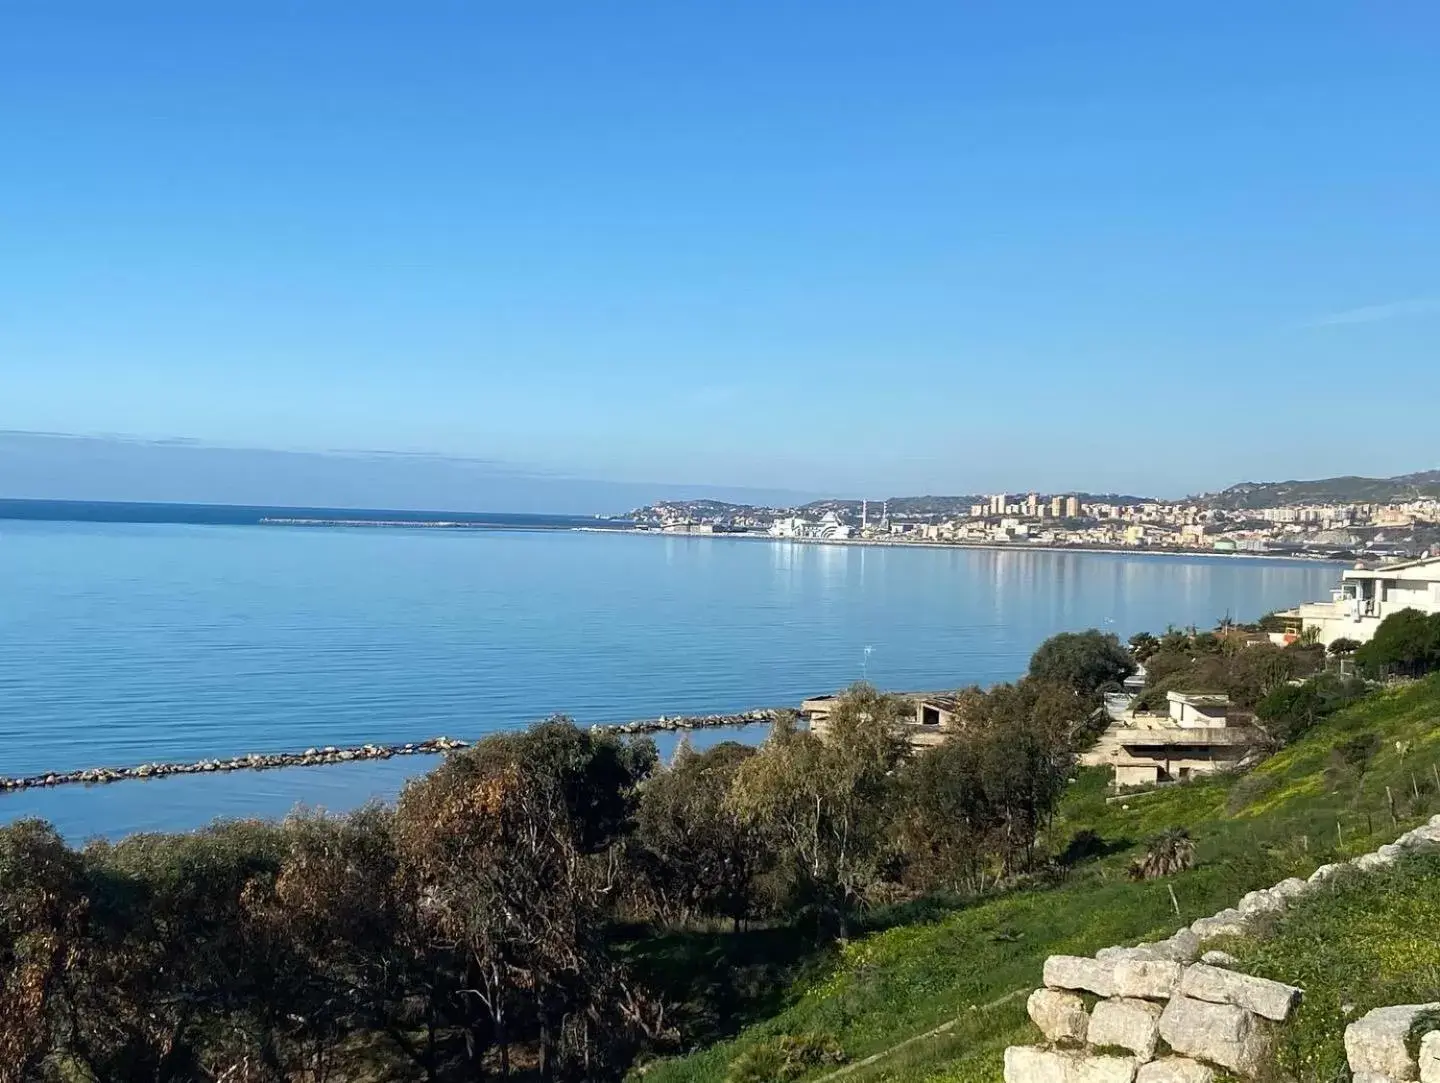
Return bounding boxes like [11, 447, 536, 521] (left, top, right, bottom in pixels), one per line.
[1025, 492, 1039, 517]
[1065, 495, 1080, 518]
[1050, 495, 1064, 518]
[990, 493, 1008, 515]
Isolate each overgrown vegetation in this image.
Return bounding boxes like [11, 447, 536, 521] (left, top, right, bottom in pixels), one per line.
[1128, 626, 1325, 713]
[6, 622, 1438, 1082]
[0, 632, 1117, 1082]
[646, 675, 1440, 1082]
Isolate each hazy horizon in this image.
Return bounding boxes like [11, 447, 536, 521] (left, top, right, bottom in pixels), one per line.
[3, 429, 1435, 515]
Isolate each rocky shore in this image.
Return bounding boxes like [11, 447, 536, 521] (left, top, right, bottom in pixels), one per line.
[0, 708, 783, 793]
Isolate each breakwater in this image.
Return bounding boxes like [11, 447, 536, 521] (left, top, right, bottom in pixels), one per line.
[0, 708, 783, 793]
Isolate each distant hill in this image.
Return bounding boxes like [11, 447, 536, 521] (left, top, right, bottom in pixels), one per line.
[1203, 470, 1440, 510]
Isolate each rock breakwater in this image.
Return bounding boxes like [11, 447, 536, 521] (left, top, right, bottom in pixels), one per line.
[0, 709, 782, 793]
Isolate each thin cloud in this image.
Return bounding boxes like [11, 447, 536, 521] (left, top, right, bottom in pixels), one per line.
[1313, 297, 1440, 326]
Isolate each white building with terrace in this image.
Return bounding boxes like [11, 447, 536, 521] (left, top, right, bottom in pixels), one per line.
[1278, 555, 1440, 648]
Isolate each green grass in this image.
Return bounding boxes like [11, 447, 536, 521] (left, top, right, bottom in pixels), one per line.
[1228, 851, 1440, 1083]
[634, 676, 1440, 1082]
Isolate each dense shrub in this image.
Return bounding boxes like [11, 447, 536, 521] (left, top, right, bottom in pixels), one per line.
[1256, 673, 1369, 744]
[1356, 608, 1440, 678]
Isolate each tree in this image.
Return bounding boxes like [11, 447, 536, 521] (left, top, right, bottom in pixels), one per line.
[0, 820, 90, 1081]
[1128, 631, 1160, 663]
[1356, 609, 1440, 678]
[1028, 630, 1136, 698]
[632, 741, 768, 927]
[393, 721, 662, 1080]
[726, 684, 907, 932]
[1329, 637, 1362, 657]
[1255, 681, 1325, 745]
[892, 735, 995, 893]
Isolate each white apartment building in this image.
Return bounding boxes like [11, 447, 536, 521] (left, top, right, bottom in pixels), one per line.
[1280, 555, 1440, 647]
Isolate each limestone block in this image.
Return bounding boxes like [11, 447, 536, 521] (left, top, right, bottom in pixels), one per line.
[1345, 1004, 1440, 1080]
[1148, 929, 1202, 964]
[1179, 963, 1303, 1022]
[1420, 1030, 1440, 1083]
[1353, 1074, 1394, 1083]
[1136, 1058, 1217, 1083]
[1027, 988, 1090, 1044]
[1100, 945, 1163, 963]
[1237, 889, 1286, 915]
[1200, 951, 1238, 968]
[1309, 862, 1344, 884]
[1045, 954, 1118, 996]
[1090, 997, 1163, 1061]
[1113, 959, 1184, 1000]
[1159, 995, 1272, 1076]
[1190, 909, 1250, 941]
[1407, 824, 1440, 847]
[1430, 813, 1440, 828]
[1271, 876, 1310, 899]
[1378, 843, 1403, 859]
[1004, 1045, 1138, 1083]
[1357, 850, 1399, 872]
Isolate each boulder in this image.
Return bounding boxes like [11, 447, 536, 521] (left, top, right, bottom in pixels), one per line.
[1113, 959, 1183, 1001]
[1045, 955, 1118, 997]
[1420, 1030, 1440, 1083]
[1159, 995, 1272, 1076]
[1089, 998, 1163, 1061]
[1003, 1045, 1137, 1083]
[1345, 1004, 1440, 1080]
[1309, 862, 1344, 884]
[1136, 1058, 1216, 1083]
[1027, 988, 1089, 1044]
[1179, 963, 1302, 1022]
[1204, 949, 1243, 968]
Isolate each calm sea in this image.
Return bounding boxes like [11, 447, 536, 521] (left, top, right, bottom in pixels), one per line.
[0, 512, 1340, 839]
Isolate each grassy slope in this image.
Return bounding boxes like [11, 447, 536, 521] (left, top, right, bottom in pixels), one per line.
[636, 676, 1440, 1083]
[1230, 851, 1440, 1082]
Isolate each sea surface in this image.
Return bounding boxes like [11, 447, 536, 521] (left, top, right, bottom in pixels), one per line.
[0, 512, 1340, 840]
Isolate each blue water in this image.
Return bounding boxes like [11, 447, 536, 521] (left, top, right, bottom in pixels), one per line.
[0, 519, 1340, 839]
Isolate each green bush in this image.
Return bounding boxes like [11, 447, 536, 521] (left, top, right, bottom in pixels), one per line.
[1356, 608, 1440, 678]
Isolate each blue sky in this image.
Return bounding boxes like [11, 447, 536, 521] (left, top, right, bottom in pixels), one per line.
[3, 2, 1438, 507]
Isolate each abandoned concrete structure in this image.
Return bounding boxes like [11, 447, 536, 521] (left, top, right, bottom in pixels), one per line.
[1081, 691, 1266, 789]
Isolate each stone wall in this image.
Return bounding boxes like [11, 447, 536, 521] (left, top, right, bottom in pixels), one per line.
[1004, 814, 1440, 1082]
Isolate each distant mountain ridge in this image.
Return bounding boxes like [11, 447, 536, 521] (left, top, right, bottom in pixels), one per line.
[1202, 470, 1440, 510]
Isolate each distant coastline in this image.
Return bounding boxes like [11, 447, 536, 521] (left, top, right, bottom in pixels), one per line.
[581, 526, 1350, 565]
[1, 498, 1346, 564]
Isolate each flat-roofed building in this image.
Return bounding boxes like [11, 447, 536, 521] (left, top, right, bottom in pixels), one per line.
[1277, 556, 1440, 647]
[1081, 691, 1265, 790]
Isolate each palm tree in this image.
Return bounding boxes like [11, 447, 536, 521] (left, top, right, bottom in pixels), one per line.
[1130, 827, 1196, 880]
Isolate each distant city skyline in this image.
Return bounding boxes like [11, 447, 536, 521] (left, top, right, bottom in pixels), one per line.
[4, 5, 1439, 496]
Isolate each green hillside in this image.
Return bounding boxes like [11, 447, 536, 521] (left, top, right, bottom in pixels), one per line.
[636, 676, 1440, 1082]
[1205, 470, 1440, 509]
